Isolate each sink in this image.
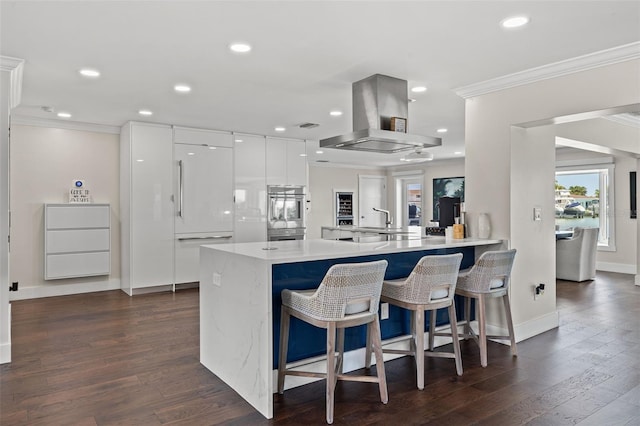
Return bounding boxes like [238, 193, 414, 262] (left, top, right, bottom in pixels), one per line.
[350, 234, 427, 243]
[357, 227, 413, 234]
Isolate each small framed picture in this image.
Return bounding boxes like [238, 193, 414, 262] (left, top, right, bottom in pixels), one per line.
[390, 117, 407, 133]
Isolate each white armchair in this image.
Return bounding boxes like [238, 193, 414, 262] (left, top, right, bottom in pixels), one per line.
[556, 227, 599, 281]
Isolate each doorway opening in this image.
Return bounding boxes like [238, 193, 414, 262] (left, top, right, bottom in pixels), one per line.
[394, 175, 423, 228]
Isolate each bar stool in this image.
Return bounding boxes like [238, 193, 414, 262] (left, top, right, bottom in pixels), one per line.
[366, 253, 463, 390]
[277, 260, 388, 425]
[449, 249, 517, 367]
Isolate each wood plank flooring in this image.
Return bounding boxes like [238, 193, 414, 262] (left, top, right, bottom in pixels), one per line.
[2, 271, 639, 425]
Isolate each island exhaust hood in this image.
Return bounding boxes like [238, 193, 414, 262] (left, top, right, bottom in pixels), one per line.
[320, 74, 441, 153]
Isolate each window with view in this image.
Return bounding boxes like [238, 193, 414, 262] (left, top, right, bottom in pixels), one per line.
[555, 163, 615, 250]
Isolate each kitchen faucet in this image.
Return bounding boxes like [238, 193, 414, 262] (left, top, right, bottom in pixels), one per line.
[372, 208, 393, 228]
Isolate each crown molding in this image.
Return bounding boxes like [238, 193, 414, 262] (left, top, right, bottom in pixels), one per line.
[455, 42, 640, 99]
[11, 115, 121, 134]
[0, 56, 24, 109]
[604, 113, 640, 128]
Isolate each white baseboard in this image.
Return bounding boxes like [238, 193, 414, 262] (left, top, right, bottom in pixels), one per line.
[0, 342, 10, 364]
[0, 303, 11, 364]
[635, 275, 640, 286]
[596, 262, 637, 275]
[9, 278, 121, 300]
[484, 311, 559, 343]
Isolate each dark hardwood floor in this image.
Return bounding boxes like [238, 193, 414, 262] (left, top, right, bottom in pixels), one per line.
[2, 272, 639, 425]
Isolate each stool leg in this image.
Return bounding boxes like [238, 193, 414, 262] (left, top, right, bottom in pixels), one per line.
[428, 309, 436, 351]
[370, 314, 388, 404]
[415, 309, 425, 390]
[277, 306, 290, 394]
[448, 304, 463, 376]
[326, 322, 337, 424]
[365, 322, 372, 369]
[477, 295, 488, 367]
[502, 293, 518, 356]
[464, 296, 472, 339]
[337, 328, 345, 374]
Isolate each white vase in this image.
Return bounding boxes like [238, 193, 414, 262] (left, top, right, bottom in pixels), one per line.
[478, 213, 491, 239]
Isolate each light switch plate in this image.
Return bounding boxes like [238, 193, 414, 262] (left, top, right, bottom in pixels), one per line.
[533, 207, 542, 221]
[213, 272, 222, 286]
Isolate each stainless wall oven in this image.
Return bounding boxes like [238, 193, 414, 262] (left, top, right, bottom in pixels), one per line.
[267, 185, 306, 241]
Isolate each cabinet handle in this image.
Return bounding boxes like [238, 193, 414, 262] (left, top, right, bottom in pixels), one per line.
[177, 235, 232, 241]
[178, 160, 184, 218]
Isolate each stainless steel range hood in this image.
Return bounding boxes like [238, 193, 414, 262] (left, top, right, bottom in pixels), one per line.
[320, 74, 441, 153]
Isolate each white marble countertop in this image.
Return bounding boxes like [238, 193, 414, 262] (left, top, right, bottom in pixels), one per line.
[201, 237, 503, 264]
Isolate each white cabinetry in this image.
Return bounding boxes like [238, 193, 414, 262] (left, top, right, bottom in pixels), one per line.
[266, 137, 306, 186]
[173, 127, 234, 284]
[233, 133, 267, 243]
[44, 204, 110, 280]
[120, 122, 174, 294]
[173, 126, 233, 148]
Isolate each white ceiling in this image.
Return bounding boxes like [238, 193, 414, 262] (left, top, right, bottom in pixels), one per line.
[2, 1, 639, 167]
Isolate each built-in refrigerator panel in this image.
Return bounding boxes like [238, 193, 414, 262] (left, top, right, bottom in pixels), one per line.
[335, 190, 354, 225]
[174, 143, 234, 284]
[174, 143, 233, 234]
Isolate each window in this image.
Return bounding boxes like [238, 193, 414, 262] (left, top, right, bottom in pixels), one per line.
[555, 160, 615, 251]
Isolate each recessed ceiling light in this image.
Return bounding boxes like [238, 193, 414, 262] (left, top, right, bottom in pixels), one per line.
[79, 68, 100, 78]
[316, 150, 324, 154]
[411, 86, 427, 93]
[235, 139, 243, 143]
[138, 109, 153, 116]
[174, 84, 191, 93]
[136, 159, 144, 162]
[299, 153, 307, 157]
[454, 151, 463, 155]
[57, 112, 71, 118]
[229, 43, 252, 53]
[329, 110, 343, 117]
[208, 146, 217, 150]
[275, 126, 286, 132]
[437, 128, 448, 133]
[187, 152, 195, 156]
[501, 16, 530, 28]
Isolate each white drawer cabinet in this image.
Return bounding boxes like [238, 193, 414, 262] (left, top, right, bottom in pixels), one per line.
[44, 204, 111, 280]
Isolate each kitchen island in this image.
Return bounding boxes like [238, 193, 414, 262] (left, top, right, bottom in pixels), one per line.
[199, 236, 504, 419]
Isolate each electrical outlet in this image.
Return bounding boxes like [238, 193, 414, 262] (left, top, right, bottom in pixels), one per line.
[380, 302, 389, 320]
[533, 283, 545, 300]
[212, 273, 222, 287]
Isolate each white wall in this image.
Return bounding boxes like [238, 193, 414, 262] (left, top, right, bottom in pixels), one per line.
[9, 125, 120, 300]
[0, 65, 8, 363]
[307, 164, 386, 239]
[465, 59, 640, 341]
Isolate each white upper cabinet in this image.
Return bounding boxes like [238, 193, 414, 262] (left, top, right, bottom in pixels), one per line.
[266, 137, 307, 186]
[287, 139, 307, 186]
[173, 126, 233, 148]
[233, 133, 267, 243]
